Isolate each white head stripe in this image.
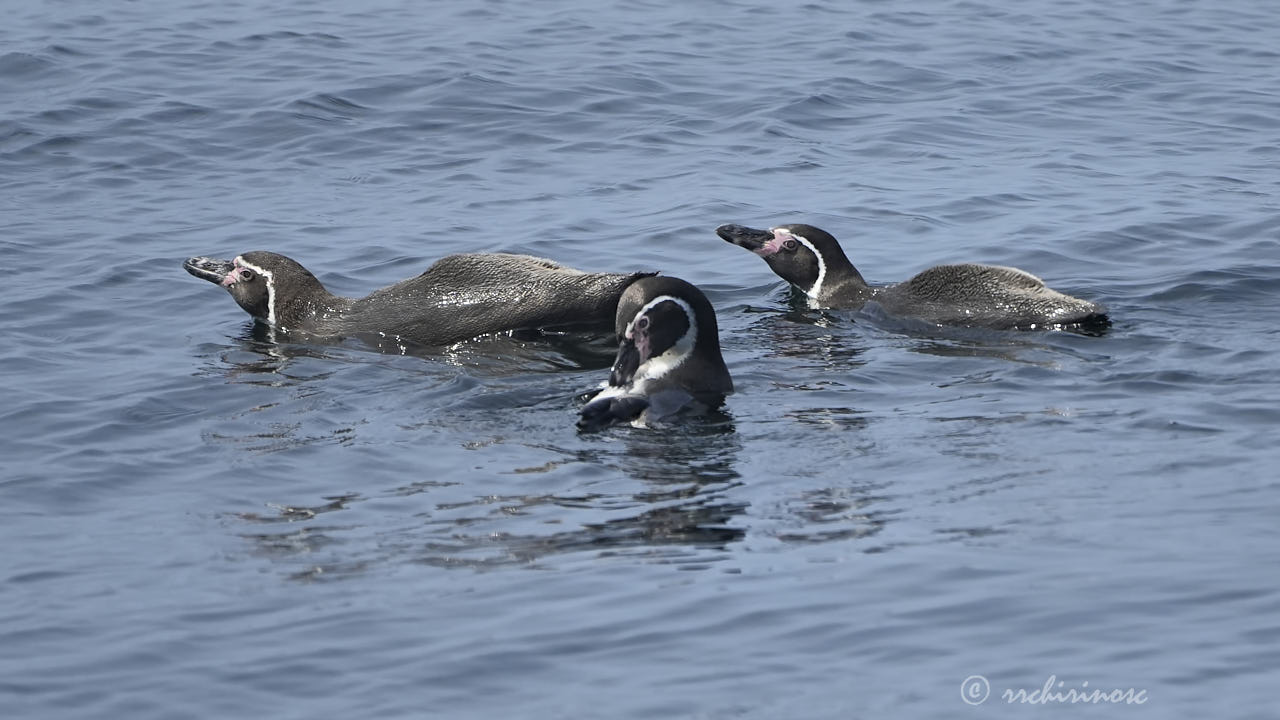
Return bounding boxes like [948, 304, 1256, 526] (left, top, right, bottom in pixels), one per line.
[625, 294, 694, 338]
[234, 256, 277, 326]
[626, 294, 698, 386]
[790, 233, 825, 300]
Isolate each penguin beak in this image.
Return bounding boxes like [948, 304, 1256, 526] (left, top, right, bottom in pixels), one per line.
[183, 256, 236, 286]
[716, 224, 777, 256]
[609, 338, 642, 387]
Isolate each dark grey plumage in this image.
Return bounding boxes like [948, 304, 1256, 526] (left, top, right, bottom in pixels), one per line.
[183, 251, 651, 346]
[579, 276, 732, 430]
[716, 223, 1107, 329]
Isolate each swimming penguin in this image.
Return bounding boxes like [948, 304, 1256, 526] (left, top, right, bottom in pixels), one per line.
[183, 251, 651, 346]
[578, 276, 733, 430]
[716, 223, 1108, 330]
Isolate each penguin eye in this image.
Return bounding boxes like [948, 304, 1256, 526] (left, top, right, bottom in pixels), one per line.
[635, 316, 651, 331]
[783, 239, 799, 252]
[238, 268, 255, 281]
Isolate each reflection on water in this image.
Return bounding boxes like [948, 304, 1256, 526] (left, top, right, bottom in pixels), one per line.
[236, 475, 749, 577]
[414, 491, 748, 570]
[904, 326, 1108, 367]
[607, 413, 740, 482]
[238, 493, 360, 523]
[410, 418, 747, 570]
[195, 324, 339, 381]
[772, 484, 892, 545]
[233, 413, 749, 577]
[746, 287, 1110, 371]
[784, 406, 869, 429]
[212, 322, 619, 377]
[192, 322, 626, 455]
[746, 310, 869, 370]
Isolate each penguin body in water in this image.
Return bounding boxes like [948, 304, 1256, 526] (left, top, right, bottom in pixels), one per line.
[716, 223, 1107, 330]
[579, 276, 732, 430]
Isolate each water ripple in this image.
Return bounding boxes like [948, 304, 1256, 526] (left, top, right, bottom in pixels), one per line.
[3, 0, 1279, 717]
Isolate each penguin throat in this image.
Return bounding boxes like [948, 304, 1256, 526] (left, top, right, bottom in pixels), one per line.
[235, 256, 277, 327]
[638, 327, 695, 382]
[790, 232, 826, 301]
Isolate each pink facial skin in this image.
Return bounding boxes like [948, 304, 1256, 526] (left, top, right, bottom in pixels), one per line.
[755, 228, 792, 257]
[220, 258, 243, 287]
[627, 317, 652, 363]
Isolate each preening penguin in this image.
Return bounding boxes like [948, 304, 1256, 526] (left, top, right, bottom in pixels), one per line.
[578, 276, 732, 430]
[183, 251, 651, 346]
[716, 223, 1107, 330]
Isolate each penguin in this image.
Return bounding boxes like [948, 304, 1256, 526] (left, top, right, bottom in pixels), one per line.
[183, 251, 652, 346]
[578, 276, 733, 430]
[716, 223, 1107, 330]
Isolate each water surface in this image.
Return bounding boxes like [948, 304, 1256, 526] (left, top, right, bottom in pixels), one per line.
[3, 0, 1279, 717]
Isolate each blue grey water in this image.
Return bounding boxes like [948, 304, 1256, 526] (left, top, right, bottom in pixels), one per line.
[2, 0, 1278, 717]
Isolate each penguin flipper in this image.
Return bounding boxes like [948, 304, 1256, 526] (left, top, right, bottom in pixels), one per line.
[639, 388, 696, 423]
[577, 393, 650, 431]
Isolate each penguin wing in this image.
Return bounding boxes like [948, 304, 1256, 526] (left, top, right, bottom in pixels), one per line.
[578, 392, 650, 431]
[577, 387, 704, 430]
[642, 388, 699, 422]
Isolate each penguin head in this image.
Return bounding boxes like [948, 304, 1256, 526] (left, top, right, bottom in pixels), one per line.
[715, 223, 860, 301]
[608, 276, 720, 388]
[183, 251, 327, 328]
